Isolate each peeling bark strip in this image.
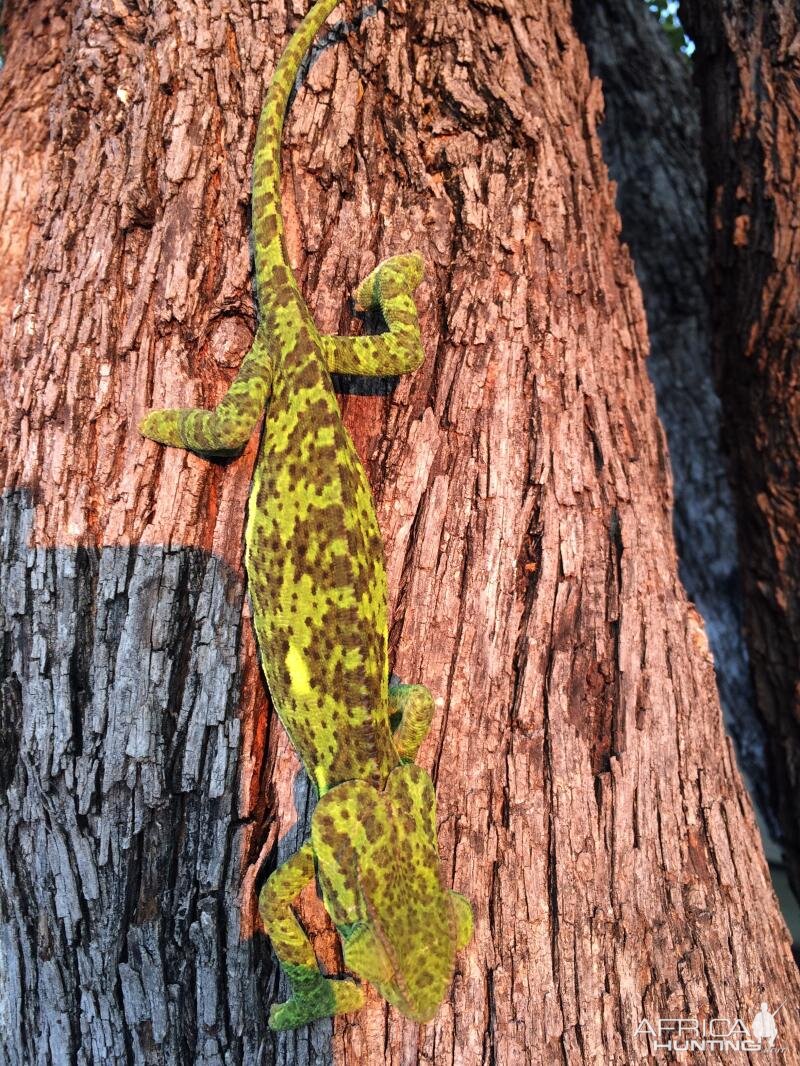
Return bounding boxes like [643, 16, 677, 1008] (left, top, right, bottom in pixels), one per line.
[680, 0, 800, 900]
[1, 1, 799, 1064]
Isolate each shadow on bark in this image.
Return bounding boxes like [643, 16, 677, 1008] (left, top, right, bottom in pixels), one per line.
[572, 0, 767, 817]
[573, 0, 800, 958]
[680, 0, 800, 911]
[0, 487, 339, 1065]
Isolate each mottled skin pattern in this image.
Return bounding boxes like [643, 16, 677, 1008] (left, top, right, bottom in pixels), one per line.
[139, 0, 472, 1032]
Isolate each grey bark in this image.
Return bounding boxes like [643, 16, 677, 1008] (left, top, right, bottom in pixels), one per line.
[0, 494, 273, 1064]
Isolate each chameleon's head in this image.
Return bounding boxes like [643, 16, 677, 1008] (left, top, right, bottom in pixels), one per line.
[312, 763, 473, 1024]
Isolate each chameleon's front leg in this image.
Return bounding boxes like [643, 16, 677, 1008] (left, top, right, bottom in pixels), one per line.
[259, 843, 364, 1031]
[389, 680, 434, 761]
[139, 331, 274, 457]
[322, 252, 426, 376]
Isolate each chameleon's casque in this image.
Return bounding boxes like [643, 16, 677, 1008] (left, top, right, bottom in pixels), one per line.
[139, 0, 473, 1030]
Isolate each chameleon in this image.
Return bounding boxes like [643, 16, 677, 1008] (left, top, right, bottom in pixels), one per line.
[139, 0, 473, 1032]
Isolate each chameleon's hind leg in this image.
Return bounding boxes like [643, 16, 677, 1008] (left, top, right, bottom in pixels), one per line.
[322, 252, 426, 376]
[139, 330, 274, 457]
[389, 680, 434, 761]
[259, 843, 364, 1031]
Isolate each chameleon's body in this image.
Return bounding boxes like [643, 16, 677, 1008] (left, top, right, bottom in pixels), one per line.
[140, 0, 472, 1031]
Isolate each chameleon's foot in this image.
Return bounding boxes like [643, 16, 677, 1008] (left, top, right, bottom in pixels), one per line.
[389, 681, 435, 761]
[268, 977, 365, 1031]
[138, 408, 185, 448]
[354, 252, 424, 311]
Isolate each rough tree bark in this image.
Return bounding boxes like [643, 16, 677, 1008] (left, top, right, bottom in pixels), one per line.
[680, 0, 800, 901]
[572, 0, 770, 825]
[1, 2, 799, 1066]
[0, 0, 71, 327]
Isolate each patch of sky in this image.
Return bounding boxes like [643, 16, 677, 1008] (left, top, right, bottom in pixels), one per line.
[647, 0, 696, 56]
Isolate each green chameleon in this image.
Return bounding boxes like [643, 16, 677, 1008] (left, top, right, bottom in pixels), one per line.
[139, 0, 473, 1032]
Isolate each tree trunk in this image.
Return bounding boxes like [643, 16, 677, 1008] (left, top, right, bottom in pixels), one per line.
[1, 2, 798, 1065]
[680, 0, 800, 901]
[0, 0, 71, 327]
[572, 0, 772, 826]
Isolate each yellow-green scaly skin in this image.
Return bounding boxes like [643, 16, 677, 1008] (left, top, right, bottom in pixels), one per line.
[139, 0, 473, 1030]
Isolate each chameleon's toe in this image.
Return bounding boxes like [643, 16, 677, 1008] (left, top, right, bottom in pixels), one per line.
[330, 977, 366, 1015]
[268, 978, 365, 1031]
[138, 408, 185, 448]
[268, 999, 306, 1031]
[354, 252, 425, 311]
[353, 272, 379, 312]
[396, 250, 424, 290]
[450, 890, 474, 950]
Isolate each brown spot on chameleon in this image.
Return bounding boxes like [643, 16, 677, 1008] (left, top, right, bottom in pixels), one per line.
[138, 0, 473, 1032]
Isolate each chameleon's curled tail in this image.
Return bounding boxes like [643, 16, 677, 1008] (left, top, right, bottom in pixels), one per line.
[252, 0, 343, 280]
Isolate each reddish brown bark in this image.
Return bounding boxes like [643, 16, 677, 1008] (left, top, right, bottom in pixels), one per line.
[0, 1, 798, 1063]
[681, 0, 800, 900]
[0, 0, 70, 327]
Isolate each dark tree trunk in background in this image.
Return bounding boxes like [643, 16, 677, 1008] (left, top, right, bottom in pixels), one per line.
[681, 0, 800, 900]
[572, 0, 770, 824]
[1, 2, 800, 1065]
